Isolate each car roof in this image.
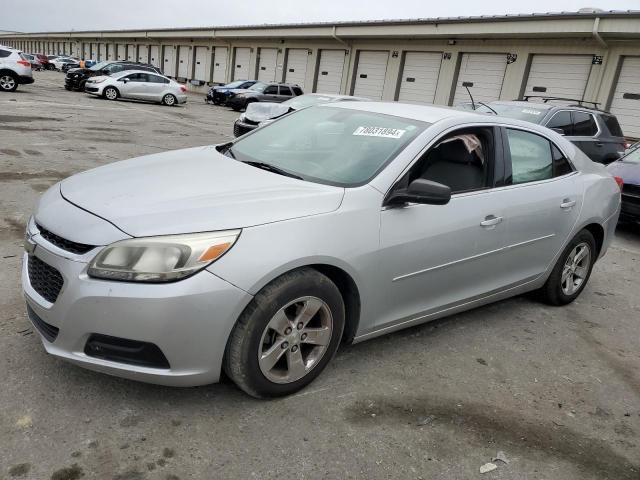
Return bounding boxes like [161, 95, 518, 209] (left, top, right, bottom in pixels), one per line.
[113, 69, 170, 79]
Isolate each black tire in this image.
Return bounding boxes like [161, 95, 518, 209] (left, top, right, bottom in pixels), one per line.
[0, 72, 18, 92]
[538, 229, 597, 306]
[162, 94, 177, 106]
[224, 268, 345, 398]
[103, 86, 119, 101]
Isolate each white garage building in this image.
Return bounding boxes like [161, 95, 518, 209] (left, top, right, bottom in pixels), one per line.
[2, 10, 640, 137]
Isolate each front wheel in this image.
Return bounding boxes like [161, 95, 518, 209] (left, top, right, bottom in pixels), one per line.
[0, 73, 18, 92]
[162, 94, 177, 106]
[224, 268, 345, 398]
[538, 229, 596, 305]
[103, 86, 119, 101]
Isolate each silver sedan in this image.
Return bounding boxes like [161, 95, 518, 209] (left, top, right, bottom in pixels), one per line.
[85, 69, 187, 106]
[22, 102, 620, 397]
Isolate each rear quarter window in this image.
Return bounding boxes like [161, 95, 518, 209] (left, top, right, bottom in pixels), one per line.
[0, 49, 11, 58]
[602, 115, 624, 137]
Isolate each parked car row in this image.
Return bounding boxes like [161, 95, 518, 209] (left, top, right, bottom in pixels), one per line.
[60, 60, 187, 106]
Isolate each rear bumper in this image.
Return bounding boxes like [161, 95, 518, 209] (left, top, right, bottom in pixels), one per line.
[620, 194, 640, 223]
[18, 75, 34, 85]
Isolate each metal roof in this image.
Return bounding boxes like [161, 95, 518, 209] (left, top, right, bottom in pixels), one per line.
[2, 10, 639, 36]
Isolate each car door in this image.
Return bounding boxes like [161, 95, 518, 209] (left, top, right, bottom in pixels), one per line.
[277, 85, 294, 102]
[376, 126, 508, 329]
[117, 73, 146, 99]
[145, 73, 169, 101]
[494, 127, 582, 285]
[262, 85, 280, 101]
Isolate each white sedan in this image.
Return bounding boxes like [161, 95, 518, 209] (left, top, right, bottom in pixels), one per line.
[85, 70, 187, 106]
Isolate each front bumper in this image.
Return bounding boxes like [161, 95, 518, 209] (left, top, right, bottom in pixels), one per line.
[22, 222, 252, 387]
[233, 119, 259, 137]
[64, 75, 84, 90]
[225, 96, 247, 109]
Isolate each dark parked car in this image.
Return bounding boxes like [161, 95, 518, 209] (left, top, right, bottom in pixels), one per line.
[64, 60, 163, 91]
[225, 82, 303, 111]
[474, 98, 626, 164]
[233, 93, 368, 137]
[607, 147, 640, 224]
[61, 60, 80, 72]
[206, 80, 257, 105]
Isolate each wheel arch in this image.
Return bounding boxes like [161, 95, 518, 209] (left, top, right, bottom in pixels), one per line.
[582, 222, 605, 257]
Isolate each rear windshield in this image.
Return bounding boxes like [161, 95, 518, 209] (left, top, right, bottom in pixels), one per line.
[230, 106, 427, 187]
[479, 104, 547, 123]
[603, 115, 624, 137]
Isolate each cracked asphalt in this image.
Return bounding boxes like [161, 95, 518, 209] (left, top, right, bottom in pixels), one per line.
[1, 71, 639, 480]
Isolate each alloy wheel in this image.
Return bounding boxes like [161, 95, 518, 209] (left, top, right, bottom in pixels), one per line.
[0, 75, 16, 91]
[164, 94, 175, 106]
[258, 296, 333, 384]
[105, 88, 117, 100]
[561, 242, 591, 296]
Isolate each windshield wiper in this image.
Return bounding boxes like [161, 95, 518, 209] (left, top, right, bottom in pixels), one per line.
[242, 161, 303, 180]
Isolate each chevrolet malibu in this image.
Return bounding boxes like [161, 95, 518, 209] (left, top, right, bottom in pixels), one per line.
[23, 102, 621, 398]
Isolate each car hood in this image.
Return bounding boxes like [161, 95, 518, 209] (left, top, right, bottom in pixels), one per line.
[67, 67, 90, 74]
[59, 146, 344, 237]
[244, 102, 292, 122]
[607, 161, 640, 185]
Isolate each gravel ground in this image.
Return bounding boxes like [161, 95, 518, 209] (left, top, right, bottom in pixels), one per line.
[1, 71, 639, 480]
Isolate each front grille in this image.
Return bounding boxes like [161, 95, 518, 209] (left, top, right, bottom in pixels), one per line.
[85, 87, 98, 92]
[26, 304, 59, 342]
[234, 123, 253, 137]
[36, 223, 95, 254]
[85, 334, 170, 369]
[28, 256, 64, 303]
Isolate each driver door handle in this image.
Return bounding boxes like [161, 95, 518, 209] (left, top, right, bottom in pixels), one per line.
[560, 199, 576, 210]
[480, 215, 503, 228]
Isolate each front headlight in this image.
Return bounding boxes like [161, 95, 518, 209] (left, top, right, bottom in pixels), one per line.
[87, 230, 240, 283]
[93, 78, 106, 84]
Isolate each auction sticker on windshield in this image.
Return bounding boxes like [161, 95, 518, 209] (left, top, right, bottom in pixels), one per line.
[353, 126, 406, 138]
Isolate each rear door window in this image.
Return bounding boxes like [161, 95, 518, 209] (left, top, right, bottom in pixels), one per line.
[506, 129, 553, 184]
[264, 85, 278, 95]
[545, 111, 573, 135]
[572, 112, 598, 137]
[148, 74, 169, 84]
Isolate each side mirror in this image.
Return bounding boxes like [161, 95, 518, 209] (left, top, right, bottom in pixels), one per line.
[550, 127, 565, 135]
[120, 78, 129, 83]
[386, 179, 452, 206]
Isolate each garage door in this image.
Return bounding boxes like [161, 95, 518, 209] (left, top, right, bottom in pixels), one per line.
[178, 46, 191, 79]
[106, 44, 115, 61]
[353, 51, 389, 100]
[117, 44, 126, 60]
[138, 45, 149, 64]
[212, 47, 228, 83]
[285, 49, 308, 89]
[163, 46, 176, 77]
[397, 51, 442, 104]
[126, 44, 136, 61]
[257, 48, 278, 82]
[524, 54, 592, 101]
[453, 53, 508, 105]
[98, 43, 106, 61]
[194, 46, 209, 81]
[233, 47, 251, 80]
[150, 46, 161, 69]
[609, 56, 640, 139]
[315, 50, 346, 94]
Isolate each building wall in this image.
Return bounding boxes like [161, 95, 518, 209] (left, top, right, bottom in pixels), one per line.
[2, 15, 640, 136]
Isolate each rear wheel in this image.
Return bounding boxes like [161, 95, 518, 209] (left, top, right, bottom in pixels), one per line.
[538, 229, 596, 305]
[224, 268, 345, 398]
[162, 94, 177, 106]
[0, 73, 18, 92]
[103, 86, 119, 101]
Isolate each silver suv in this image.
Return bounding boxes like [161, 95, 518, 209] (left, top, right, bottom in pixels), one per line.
[0, 47, 34, 92]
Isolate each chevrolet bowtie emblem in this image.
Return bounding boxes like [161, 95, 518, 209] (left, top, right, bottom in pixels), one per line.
[24, 231, 36, 255]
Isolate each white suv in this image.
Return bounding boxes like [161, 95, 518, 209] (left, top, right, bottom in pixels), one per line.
[0, 47, 34, 92]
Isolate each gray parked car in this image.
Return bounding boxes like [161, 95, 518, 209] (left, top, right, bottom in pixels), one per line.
[225, 81, 303, 111]
[23, 102, 620, 398]
[85, 70, 187, 106]
[474, 99, 627, 164]
[0, 47, 34, 91]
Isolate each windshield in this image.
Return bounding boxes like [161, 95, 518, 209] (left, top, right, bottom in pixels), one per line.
[284, 95, 338, 110]
[622, 148, 640, 164]
[225, 80, 248, 89]
[479, 104, 547, 123]
[89, 61, 110, 71]
[248, 82, 267, 92]
[230, 106, 427, 186]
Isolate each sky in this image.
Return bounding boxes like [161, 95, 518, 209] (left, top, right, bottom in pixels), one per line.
[2, 0, 639, 32]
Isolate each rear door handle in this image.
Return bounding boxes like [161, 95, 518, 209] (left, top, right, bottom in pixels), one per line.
[595, 142, 604, 147]
[560, 199, 576, 209]
[480, 215, 503, 228]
